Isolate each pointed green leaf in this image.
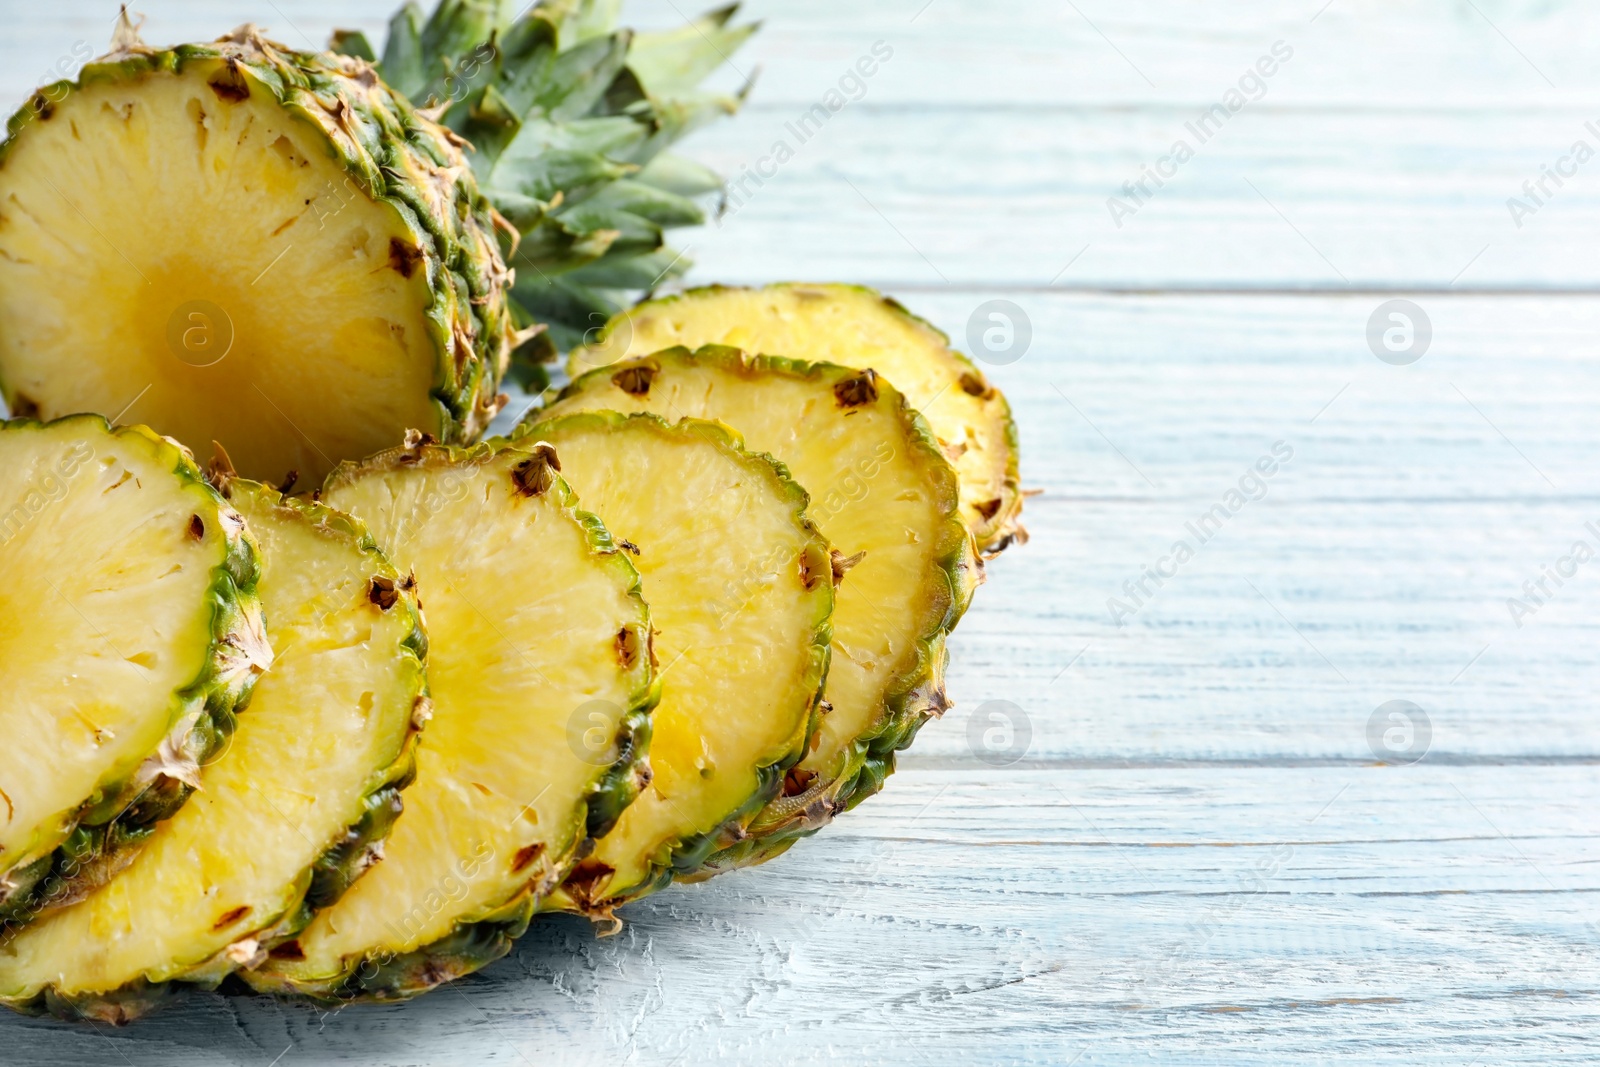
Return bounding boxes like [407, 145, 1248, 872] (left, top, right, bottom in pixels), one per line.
[619, 92, 741, 168]
[511, 274, 622, 352]
[485, 148, 631, 205]
[564, 245, 694, 290]
[577, 179, 704, 230]
[329, 30, 377, 62]
[543, 208, 658, 268]
[511, 215, 623, 275]
[488, 115, 645, 191]
[488, 189, 547, 230]
[420, 0, 501, 70]
[450, 82, 522, 166]
[634, 152, 725, 197]
[541, 0, 621, 45]
[543, 32, 632, 122]
[629, 5, 757, 98]
[494, 10, 560, 78]
[380, 3, 429, 99]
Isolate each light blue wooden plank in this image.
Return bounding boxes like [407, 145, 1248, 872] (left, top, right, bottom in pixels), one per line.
[4, 765, 1598, 1065]
[7, 5, 1600, 288]
[905, 291, 1600, 763]
[11, 1, 1600, 109]
[676, 104, 1600, 290]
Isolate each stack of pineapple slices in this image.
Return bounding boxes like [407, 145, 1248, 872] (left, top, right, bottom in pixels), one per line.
[0, 282, 1017, 1022]
[0, 10, 1023, 1025]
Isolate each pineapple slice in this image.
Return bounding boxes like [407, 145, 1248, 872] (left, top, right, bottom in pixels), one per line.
[0, 416, 267, 931]
[249, 437, 654, 1001]
[526, 414, 832, 921]
[0, 478, 424, 1023]
[569, 284, 1024, 553]
[525, 347, 977, 868]
[0, 24, 514, 485]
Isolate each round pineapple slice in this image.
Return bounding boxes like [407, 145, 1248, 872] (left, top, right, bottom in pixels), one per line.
[525, 346, 977, 868]
[0, 416, 267, 931]
[526, 414, 831, 921]
[0, 478, 424, 1023]
[248, 436, 654, 1002]
[569, 283, 1024, 553]
[0, 23, 514, 485]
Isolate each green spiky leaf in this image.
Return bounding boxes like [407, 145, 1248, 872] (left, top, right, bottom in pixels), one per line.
[333, 0, 755, 362]
[329, 29, 377, 61]
[629, 4, 757, 98]
[635, 152, 726, 197]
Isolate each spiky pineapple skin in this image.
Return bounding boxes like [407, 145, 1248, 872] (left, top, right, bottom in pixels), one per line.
[0, 417, 268, 933]
[524, 347, 978, 872]
[260, 437, 657, 1004]
[521, 412, 833, 919]
[0, 26, 515, 449]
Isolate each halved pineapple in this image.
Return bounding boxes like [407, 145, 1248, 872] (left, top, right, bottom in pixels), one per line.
[569, 284, 1024, 552]
[248, 436, 654, 1001]
[0, 477, 424, 1023]
[526, 414, 831, 921]
[0, 416, 267, 931]
[0, 24, 514, 484]
[525, 347, 977, 868]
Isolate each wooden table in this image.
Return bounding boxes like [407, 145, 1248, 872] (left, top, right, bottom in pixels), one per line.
[4, 1, 1599, 1062]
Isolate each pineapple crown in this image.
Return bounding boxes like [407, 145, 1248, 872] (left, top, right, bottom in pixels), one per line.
[332, 0, 757, 360]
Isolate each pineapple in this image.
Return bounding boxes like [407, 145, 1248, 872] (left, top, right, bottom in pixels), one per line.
[248, 436, 654, 1001]
[334, 0, 756, 360]
[0, 416, 267, 931]
[570, 284, 1025, 553]
[525, 347, 977, 867]
[0, 20, 516, 485]
[0, 1, 750, 479]
[526, 413, 832, 924]
[0, 475, 425, 1024]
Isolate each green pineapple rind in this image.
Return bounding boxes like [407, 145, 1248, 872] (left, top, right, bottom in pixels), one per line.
[269, 437, 657, 1003]
[1, 25, 516, 448]
[0, 416, 269, 936]
[4, 480, 426, 1024]
[522, 346, 978, 874]
[514, 411, 833, 916]
[218, 482, 428, 923]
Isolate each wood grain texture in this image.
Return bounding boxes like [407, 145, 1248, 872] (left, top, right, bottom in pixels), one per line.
[2, 1, 1597, 1064]
[5, 767, 1599, 1065]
